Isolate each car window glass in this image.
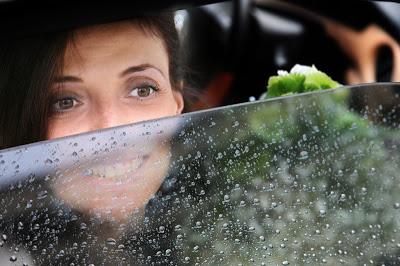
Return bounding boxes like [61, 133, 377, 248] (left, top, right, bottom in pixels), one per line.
[0, 83, 400, 265]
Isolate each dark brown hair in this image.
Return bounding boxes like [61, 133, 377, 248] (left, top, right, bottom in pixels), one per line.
[0, 13, 184, 149]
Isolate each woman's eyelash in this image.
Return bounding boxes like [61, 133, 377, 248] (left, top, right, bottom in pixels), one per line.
[128, 81, 160, 98]
[50, 96, 80, 113]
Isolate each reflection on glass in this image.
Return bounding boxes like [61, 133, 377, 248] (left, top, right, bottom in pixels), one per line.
[0, 84, 400, 265]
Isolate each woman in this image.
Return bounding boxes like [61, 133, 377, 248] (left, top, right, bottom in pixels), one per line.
[0, 12, 197, 264]
[0, 13, 184, 148]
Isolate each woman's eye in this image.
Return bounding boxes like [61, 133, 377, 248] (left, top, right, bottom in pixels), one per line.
[52, 97, 79, 112]
[130, 86, 157, 98]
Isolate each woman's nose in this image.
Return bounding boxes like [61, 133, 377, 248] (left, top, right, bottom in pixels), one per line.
[90, 103, 133, 130]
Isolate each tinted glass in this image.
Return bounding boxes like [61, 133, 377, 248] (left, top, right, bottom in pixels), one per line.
[0, 83, 400, 265]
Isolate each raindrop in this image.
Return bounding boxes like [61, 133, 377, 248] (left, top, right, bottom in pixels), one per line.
[394, 203, 400, 209]
[370, 167, 376, 174]
[259, 236, 265, 241]
[26, 200, 33, 209]
[9, 256, 17, 262]
[2, 234, 7, 241]
[299, 151, 309, 160]
[361, 187, 368, 195]
[72, 152, 78, 157]
[158, 226, 165, 234]
[193, 246, 199, 252]
[223, 195, 230, 202]
[80, 223, 87, 230]
[319, 209, 326, 216]
[44, 159, 53, 164]
[17, 222, 23, 230]
[83, 169, 93, 177]
[339, 194, 346, 202]
[249, 96, 256, 102]
[271, 202, 278, 208]
[165, 249, 172, 256]
[106, 238, 116, 245]
[37, 190, 48, 200]
[253, 198, 260, 205]
[175, 225, 182, 231]
[184, 257, 190, 262]
[282, 261, 289, 265]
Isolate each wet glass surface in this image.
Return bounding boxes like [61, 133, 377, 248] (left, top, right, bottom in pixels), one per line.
[1, 83, 400, 265]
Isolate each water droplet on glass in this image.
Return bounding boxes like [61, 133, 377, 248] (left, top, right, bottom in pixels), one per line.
[158, 226, 165, 234]
[80, 223, 87, 230]
[106, 238, 116, 245]
[17, 222, 23, 230]
[1, 234, 7, 241]
[361, 187, 367, 195]
[282, 261, 289, 265]
[259, 236, 265, 241]
[339, 194, 346, 202]
[37, 190, 48, 200]
[175, 225, 182, 231]
[394, 203, 400, 209]
[165, 249, 172, 256]
[26, 200, 33, 209]
[223, 195, 230, 202]
[299, 151, 309, 160]
[83, 169, 93, 177]
[9, 255, 17, 262]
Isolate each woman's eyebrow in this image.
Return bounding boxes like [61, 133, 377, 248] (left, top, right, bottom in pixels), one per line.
[120, 64, 165, 78]
[54, 76, 83, 83]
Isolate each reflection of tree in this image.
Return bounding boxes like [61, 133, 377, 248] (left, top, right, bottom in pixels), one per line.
[169, 87, 400, 265]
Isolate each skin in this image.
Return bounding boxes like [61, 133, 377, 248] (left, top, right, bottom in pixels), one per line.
[47, 20, 183, 138]
[48, 21, 183, 223]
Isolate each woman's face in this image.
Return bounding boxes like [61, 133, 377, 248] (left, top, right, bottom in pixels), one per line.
[47, 21, 183, 139]
[48, 21, 183, 223]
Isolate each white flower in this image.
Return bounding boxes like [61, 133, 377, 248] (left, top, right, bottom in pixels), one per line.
[290, 64, 318, 75]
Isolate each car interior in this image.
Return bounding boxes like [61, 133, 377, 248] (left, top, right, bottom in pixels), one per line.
[0, 0, 400, 265]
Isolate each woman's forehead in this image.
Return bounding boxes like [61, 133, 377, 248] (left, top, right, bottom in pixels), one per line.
[63, 20, 168, 73]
